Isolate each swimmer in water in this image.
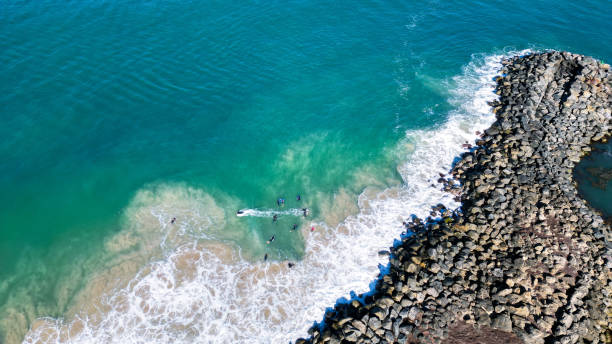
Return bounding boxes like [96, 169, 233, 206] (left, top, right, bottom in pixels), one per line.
[170, 217, 176, 224]
[292, 224, 297, 231]
[264, 253, 268, 261]
[288, 262, 295, 268]
[302, 208, 309, 217]
[273, 214, 278, 223]
[296, 194, 301, 201]
[266, 235, 275, 244]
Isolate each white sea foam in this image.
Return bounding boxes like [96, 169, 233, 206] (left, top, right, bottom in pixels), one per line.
[236, 208, 305, 218]
[106, 184, 228, 253]
[23, 50, 531, 344]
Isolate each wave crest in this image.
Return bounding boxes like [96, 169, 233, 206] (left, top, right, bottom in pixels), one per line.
[23, 50, 530, 344]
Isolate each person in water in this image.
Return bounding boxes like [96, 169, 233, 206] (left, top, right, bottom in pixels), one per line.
[170, 217, 176, 224]
[264, 253, 268, 261]
[266, 235, 275, 244]
[292, 224, 297, 231]
[288, 262, 295, 268]
[277, 198, 285, 206]
[296, 194, 301, 201]
[302, 208, 309, 217]
[273, 214, 278, 223]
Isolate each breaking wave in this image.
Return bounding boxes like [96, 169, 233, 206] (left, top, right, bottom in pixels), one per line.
[23, 50, 530, 344]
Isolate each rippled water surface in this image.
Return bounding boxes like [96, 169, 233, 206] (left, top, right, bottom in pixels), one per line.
[1, 1, 610, 343]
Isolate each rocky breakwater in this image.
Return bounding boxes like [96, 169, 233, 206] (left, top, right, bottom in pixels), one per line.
[296, 52, 611, 344]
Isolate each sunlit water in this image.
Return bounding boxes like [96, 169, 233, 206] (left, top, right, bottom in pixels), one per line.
[1, 1, 610, 343]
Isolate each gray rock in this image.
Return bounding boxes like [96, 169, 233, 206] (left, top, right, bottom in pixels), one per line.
[368, 317, 382, 331]
[352, 320, 366, 334]
[344, 330, 359, 342]
[491, 313, 513, 332]
[425, 287, 439, 298]
[370, 306, 387, 321]
[407, 307, 420, 321]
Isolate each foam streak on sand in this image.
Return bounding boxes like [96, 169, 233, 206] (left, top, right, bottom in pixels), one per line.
[23, 51, 528, 344]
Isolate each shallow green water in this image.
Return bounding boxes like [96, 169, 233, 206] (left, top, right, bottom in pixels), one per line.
[1, 0, 611, 342]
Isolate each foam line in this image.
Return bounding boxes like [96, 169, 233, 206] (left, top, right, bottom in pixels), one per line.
[236, 208, 306, 217]
[23, 50, 532, 344]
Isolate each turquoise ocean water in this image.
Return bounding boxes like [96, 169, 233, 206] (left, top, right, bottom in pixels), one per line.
[1, 1, 610, 343]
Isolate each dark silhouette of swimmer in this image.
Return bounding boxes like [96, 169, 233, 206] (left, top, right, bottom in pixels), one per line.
[296, 194, 301, 201]
[277, 198, 285, 206]
[170, 217, 176, 224]
[288, 262, 295, 268]
[237, 210, 244, 215]
[302, 208, 309, 217]
[292, 224, 297, 231]
[273, 214, 278, 223]
[266, 235, 275, 244]
[264, 253, 268, 261]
